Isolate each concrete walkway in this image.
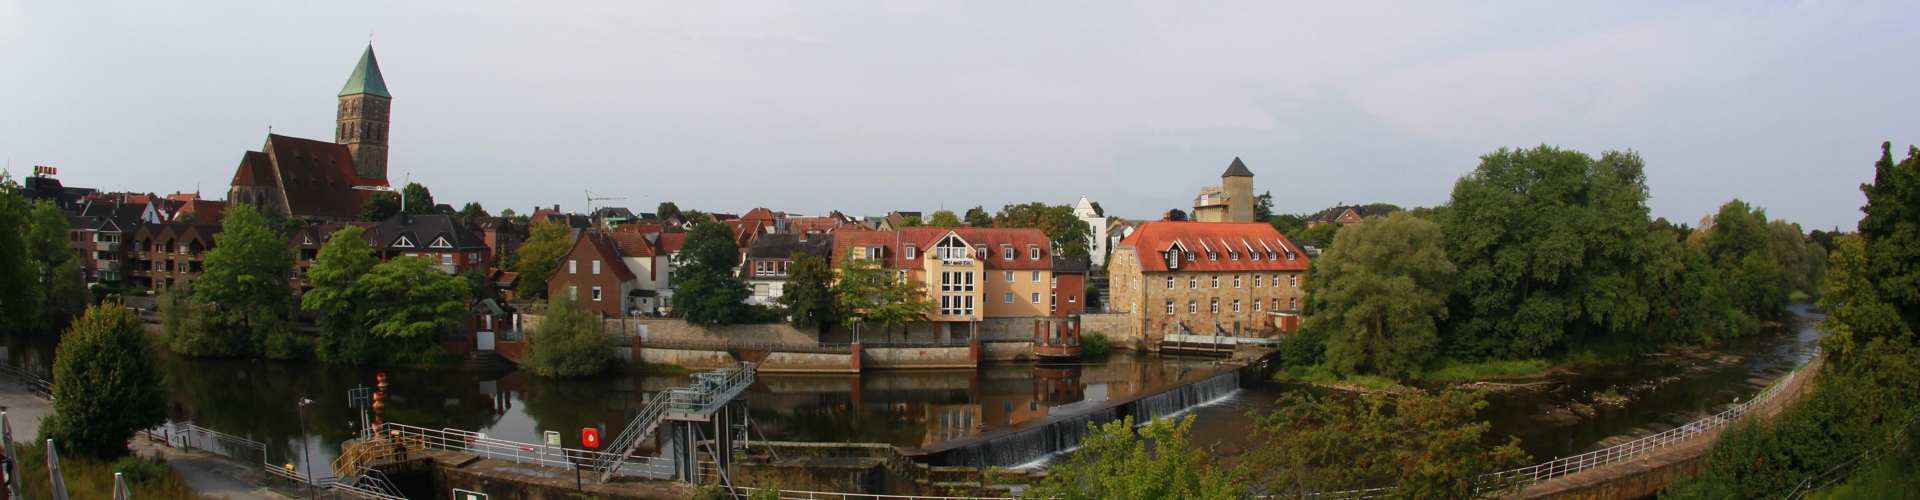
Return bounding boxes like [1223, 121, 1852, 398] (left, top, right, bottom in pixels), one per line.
[0, 378, 52, 441]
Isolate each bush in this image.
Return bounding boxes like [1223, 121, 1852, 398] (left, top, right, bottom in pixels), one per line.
[10, 446, 195, 500]
[525, 295, 617, 378]
[46, 303, 167, 459]
[113, 455, 170, 485]
[1421, 358, 1554, 382]
[1082, 333, 1112, 359]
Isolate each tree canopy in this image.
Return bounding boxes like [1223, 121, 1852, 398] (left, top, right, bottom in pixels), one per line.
[355, 257, 471, 362]
[1027, 416, 1241, 500]
[400, 182, 436, 215]
[672, 222, 750, 324]
[835, 251, 930, 339]
[45, 303, 167, 459]
[27, 200, 85, 331]
[656, 201, 682, 222]
[928, 210, 962, 227]
[1248, 389, 1528, 498]
[779, 253, 837, 333]
[512, 221, 573, 299]
[1313, 213, 1454, 378]
[0, 180, 38, 334]
[993, 202, 1093, 258]
[526, 294, 616, 378]
[303, 226, 381, 363]
[963, 206, 992, 227]
[179, 204, 294, 358]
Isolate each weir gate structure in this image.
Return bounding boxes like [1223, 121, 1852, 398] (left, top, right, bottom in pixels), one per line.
[587, 362, 757, 485]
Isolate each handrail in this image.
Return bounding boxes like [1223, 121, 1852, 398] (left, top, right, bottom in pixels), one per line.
[729, 486, 1015, 499]
[591, 391, 674, 481]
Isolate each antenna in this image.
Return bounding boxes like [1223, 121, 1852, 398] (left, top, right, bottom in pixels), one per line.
[584, 189, 627, 215]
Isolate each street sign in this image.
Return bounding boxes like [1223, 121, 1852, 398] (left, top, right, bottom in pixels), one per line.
[452, 488, 487, 500]
[580, 427, 600, 449]
[544, 431, 561, 447]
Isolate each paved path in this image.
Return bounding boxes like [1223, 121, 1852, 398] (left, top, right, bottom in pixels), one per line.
[0, 378, 51, 441]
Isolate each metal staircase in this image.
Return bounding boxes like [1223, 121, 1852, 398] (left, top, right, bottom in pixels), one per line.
[588, 362, 757, 483]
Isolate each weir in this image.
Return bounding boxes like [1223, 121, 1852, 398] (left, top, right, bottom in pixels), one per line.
[922, 368, 1242, 468]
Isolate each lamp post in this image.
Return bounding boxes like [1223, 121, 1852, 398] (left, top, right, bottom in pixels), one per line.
[352, 172, 409, 214]
[297, 396, 316, 498]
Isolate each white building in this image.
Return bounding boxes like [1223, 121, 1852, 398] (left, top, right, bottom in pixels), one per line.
[1073, 195, 1110, 268]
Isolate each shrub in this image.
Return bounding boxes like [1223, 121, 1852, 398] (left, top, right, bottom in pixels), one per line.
[1082, 333, 1112, 359]
[113, 455, 169, 485]
[45, 303, 167, 459]
[526, 295, 617, 378]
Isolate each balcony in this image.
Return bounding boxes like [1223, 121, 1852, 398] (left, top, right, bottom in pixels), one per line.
[96, 241, 119, 252]
[97, 259, 122, 272]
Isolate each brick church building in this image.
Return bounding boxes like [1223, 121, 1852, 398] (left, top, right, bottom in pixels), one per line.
[227, 45, 393, 221]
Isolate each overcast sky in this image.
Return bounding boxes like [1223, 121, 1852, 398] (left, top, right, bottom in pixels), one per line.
[4, 1, 1915, 230]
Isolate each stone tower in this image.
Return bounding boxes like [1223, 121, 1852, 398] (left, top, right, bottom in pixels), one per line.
[337, 44, 391, 181]
[1221, 157, 1255, 222]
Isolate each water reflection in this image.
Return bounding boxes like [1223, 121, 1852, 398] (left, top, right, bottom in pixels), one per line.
[0, 333, 1229, 476]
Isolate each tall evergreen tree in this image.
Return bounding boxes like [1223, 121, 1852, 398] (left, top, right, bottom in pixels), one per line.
[1858, 142, 1920, 327]
[963, 206, 992, 227]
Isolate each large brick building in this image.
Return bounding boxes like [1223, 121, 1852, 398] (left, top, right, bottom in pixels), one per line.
[832, 227, 1058, 340]
[1107, 221, 1309, 342]
[227, 45, 392, 222]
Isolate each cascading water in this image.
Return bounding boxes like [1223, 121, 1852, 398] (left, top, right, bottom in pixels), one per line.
[936, 369, 1243, 468]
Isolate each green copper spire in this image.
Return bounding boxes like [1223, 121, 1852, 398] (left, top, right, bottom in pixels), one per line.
[339, 45, 391, 98]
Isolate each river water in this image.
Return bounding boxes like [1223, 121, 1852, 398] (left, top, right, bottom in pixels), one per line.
[0, 306, 1819, 479]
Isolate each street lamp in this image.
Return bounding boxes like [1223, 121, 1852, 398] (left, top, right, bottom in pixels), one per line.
[352, 172, 410, 213]
[296, 396, 316, 499]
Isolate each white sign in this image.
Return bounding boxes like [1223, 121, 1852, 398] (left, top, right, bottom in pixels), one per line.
[453, 488, 488, 500]
[544, 431, 561, 447]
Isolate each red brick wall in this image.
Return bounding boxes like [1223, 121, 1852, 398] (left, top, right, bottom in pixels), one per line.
[1053, 273, 1086, 316]
[547, 242, 626, 317]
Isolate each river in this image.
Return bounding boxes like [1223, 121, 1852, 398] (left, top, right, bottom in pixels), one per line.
[0, 305, 1818, 480]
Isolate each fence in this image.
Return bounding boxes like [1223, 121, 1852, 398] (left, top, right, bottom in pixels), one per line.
[1286, 350, 1822, 498]
[727, 487, 1014, 500]
[376, 422, 675, 479]
[0, 359, 53, 398]
[641, 337, 855, 354]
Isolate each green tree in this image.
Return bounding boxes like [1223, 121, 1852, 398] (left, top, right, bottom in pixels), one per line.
[512, 221, 573, 299]
[779, 253, 837, 333]
[963, 206, 992, 227]
[0, 178, 36, 334]
[44, 303, 166, 459]
[1313, 213, 1454, 379]
[179, 204, 293, 358]
[1819, 235, 1909, 355]
[927, 210, 962, 227]
[1704, 199, 1788, 322]
[672, 222, 750, 324]
[1165, 208, 1189, 221]
[835, 251, 931, 341]
[898, 214, 925, 227]
[356, 257, 470, 362]
[525, 295, 616, 378]
[993, 202, 1093, 258]
[1248, 389, 1528, 498]
[400, 182, 436, 215]
[656, 201, 682, 222]
[301, 226, 380, 363]
[1859, 142, 1920, 327]
[1770, 220, 1825, 300]
[458, 202, 489, 225]
[1295, 222, 1341, 247]
[1269, 213, 1307, 239]
[1254, 191, 1275, 222]
[1440, 147, 1656, 358]
[360, 191, 400, 221]
[1027, 415, 1241, 500]
[27, 201, 85, 331]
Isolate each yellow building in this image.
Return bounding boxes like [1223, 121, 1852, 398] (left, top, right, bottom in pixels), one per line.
[834, 227, 1057, 339]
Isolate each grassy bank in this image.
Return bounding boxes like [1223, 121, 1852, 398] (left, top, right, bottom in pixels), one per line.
[1271, 365, 1410, 393]
[11, 445, 197, 500]
[1420, 358, 1556, 382]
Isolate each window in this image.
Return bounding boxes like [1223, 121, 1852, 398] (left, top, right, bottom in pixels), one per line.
[1031, 292, 1041, 303]
[1207, 251, 1218, 261]
[965, 272, 974, 290]
[591, 286, 603, 301]
[1166, 299, 1174, 314]
[1289, 275, 1299, 288]
[1031, 271, 1041, 282]
[1272, 298, 1280, 311]
[1253, 300, 1262, 312]
[975, 244, 987, 258]
[429, 236, 452, 249]
[569, 260, 577, 274]
[568, 285, 579, 300]
[1254, 274, 1263, 287]
[468, 252, 480, 264]
[1209, 298, 1219, 313]
[1188, 276, 1198, 289]
[1290, 297, 1298, 310]
[866, 246, 884, 260]
[1004, 292, 1016, 304]
[1002, 246, 1015, 260]
[1229, 250, 1238, 261]
[441, 254, 453, 266]
[1050, 276, 1059, 288]
[1068, 295, 1077, 303]
[592, 260, 602, 275]
[1210, 276, 1219, 288]
[905, 245, 917, 259]
[1232, 300, 1241, 312]
[1004, 271, 1015, 282]
[1166, 276, 1175, 289]
[1188, 300, 1197, 314]
[1233, 275, 1242, 288]
[1029, 246, 1040, 260]
[1050, 292, 1057, 312]
[1273, 274, 1281, 287]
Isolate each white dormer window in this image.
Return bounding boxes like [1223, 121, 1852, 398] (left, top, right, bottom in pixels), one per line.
[905, 245, 917, 260]
[393, 235, 415, 248]
[1207, 251, 1218, 261]
[1001, 245, 1015, 260]
[1028, 246, 1040, 260]
[302, 234, 313, 245]
[1229, 250, 1238, 261]
[429, 236, 452, 249]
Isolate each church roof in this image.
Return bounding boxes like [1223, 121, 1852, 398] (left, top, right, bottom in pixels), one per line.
[339, 45, 391, 98]
[1221, 157, 1254, 178]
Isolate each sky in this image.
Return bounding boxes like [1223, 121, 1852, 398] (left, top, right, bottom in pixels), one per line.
[3, 1, 1915, 230]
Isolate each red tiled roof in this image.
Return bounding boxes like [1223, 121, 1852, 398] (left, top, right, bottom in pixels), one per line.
[830, 227, 1055, 271]
[654, 232, 687, 254]
[603, 230, 656, 258]
[1117, 222, 1309, 272]
[259, 134, 386, 219]
[574, 232, 638, 281]
[174, 199, 228, 225]
[742, 207, 778, 222]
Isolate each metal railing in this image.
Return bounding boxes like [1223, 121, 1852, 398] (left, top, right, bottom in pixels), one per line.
[591, 391, 674, 481]
[1291, 351, 1820, 498]
[641, 337, 853, 354]
[0, 361, 53, 398]
[374, 422, 672, 477]
[146, 422, 269, 466]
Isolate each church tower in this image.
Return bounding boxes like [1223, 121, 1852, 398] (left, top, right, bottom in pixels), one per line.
[337, 44, 391, 181]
